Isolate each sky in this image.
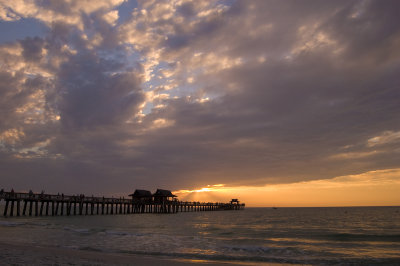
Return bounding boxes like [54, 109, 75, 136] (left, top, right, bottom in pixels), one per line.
[0, 0, 399, 206]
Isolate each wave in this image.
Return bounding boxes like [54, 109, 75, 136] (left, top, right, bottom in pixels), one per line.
[63, 227, 91, 234]
[325, 233, 400, 242]
[67, 246, 400, 265]
[104, 230, 144, 237]
[62, 227, 147, 237]
[78, 246, 104, 252]
[0, 221, 25, 227]
[222, 244, 306, 256]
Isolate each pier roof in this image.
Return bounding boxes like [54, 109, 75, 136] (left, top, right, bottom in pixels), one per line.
[153, 189, 176, 197]
[129, 190, 152, 198]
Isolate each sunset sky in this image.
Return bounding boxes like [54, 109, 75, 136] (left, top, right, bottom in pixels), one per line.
[0, 0, 399, 206]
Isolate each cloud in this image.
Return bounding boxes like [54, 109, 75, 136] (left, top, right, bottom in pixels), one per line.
[367, 131, 400, 147]
[56, 51, 143, 129]
[20, 36, 45, 61]
[0, 0, 125, 29]
[0, 0, 400, 200]
[175, 168, 400, 206]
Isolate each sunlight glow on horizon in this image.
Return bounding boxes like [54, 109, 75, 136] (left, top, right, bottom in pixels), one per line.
[174, 184, 226, 194]
[173, 169, 400, 207]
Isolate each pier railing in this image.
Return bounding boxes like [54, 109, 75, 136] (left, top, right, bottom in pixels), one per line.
[0, 191, 245, 217]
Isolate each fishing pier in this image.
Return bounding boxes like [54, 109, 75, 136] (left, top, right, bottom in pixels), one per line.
[0, 189, 245, 217]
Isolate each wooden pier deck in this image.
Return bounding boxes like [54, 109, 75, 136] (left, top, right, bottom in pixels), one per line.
[0, 190, 245, 217]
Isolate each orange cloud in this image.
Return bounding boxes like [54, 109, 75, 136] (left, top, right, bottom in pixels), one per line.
[174, 169, 400, 207]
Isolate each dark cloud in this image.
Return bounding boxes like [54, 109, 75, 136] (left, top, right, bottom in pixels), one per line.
[20, 36, 45, 61]
[132, 0, 400, 186]
[1, 0, 400, 195]
[36, 0, 73, 15]
[57, 51, 143, 129]
[0, 71, 24, 130]
[176, 2, 195, 18]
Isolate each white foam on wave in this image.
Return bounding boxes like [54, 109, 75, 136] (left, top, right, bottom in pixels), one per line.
[104, 230, 146, 237]
[105, 230, 129, 236]
[62, 245, 80, 250]
[0, 220, 25, 227]
[63, 227, 90, 234]
[221, 244, 306, 257]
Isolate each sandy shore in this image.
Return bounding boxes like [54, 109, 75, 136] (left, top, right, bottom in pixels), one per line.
[0, 242, 289, 265]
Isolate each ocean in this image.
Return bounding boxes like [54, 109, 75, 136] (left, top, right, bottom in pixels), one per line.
[0, 207, 399, 265]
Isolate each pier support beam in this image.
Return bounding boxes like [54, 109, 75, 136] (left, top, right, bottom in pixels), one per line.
[4, 200, 9, 217]
[17, 200, 20, 216]
[23, 200, 27, 215]
[29, 201, 33, 216]
[10, 200, 15, 217]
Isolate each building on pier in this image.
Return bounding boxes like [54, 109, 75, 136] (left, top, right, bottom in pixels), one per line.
[129, 190, 152, 203]
[230, 199, 240, 204]
[153, 189, 177, 204]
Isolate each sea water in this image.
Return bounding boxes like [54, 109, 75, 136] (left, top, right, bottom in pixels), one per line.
[0, 207, 399, 264]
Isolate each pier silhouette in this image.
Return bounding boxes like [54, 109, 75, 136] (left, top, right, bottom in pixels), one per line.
[0, 189, 245, 217]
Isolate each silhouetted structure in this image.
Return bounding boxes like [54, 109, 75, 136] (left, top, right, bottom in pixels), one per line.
[153, 189, 176, 202]
[129, 189, 152, 213]
[0, 189, 245, 217]
[152, 189, 177, 213]
[129, 190, 152, 201]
